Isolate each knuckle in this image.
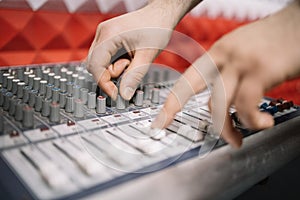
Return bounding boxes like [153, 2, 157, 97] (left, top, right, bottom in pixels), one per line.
[96, 21, 118, 38]
[209, 39, 232, 66]
[86, 61, 92, 73]
[211, 37, 231, 53]
[86, 58, 98, 75]
[96, 22, 104, 32]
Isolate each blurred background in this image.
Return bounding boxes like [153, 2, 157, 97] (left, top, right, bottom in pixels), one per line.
[0, 0, 298, 105]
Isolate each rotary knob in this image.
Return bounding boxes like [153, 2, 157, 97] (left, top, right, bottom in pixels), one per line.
[59, 78, 67, 92]
[65, 95, 74, 113]
[151, 88, 160, 104]
[28, 74, 35, 89]
[135, 90, 144, 107]
[51, 87, 60, 103]
[46, 84, 54, 99]
[3, 92, 13, 111]
[78, 76, 85, 88]
[96, 96, 106, 114]
[17, 82, 25, 99]
[33, 77, 41, 91]
[22, 86, 31, 103]
[66, 71, 73, 82]
[60, 67, 67, 78]
[0, 88, 7, 106]
[7, 76, 14, 91]
[23, 71, 31, 85]
[41, 98, 51, 117]
[15, 100, 24, 121]
[48, 72, 55, 85]
[73, 85, 81, 99]
[16, 68, 24, 81]
[42, 69, 50, 81]
[87, 92, 96, 109]
[9, 96, 18, 116]
[59, 92, 67, 108]
[12, 79, 20, 94]
[0, 71, 3, 84]
[66, 82, 73, 95]
[23, 105, 34, 128]
[74, 99, 84, 118]
[39, 80, 47, 95]
[116, 94, 126, 110]
[2, 73, 10, 88]
[143, 84, 151, 100]
[50, 102, 60, 123]
[28, 90, 38, 107]
[54, 75, 61, 88]
[35, 93, 43, 112]
[72, 73, 79, 84]
[80, 88, 88, 104]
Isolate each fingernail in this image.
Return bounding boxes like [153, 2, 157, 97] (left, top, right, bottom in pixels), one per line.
[123, 87, 135, 100]
[114, 59, 130, 69]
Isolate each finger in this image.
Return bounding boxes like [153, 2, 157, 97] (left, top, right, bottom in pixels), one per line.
[211, 107, 243, 148]
[221, 111, 243, 148]
[208, 98, 212, 112]
[87, 39, 122, 100]
[151, 53, 216, 129]
[119, 49, 157, 100]
[108, 59, 130, 78]
[97, 69, 118, 100]
[210, 65, 243, 148]
[87, 40, 120, 79]
[234, 76, 274, 129]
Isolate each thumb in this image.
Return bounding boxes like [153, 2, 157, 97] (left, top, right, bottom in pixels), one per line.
[119, 49, 157, 100]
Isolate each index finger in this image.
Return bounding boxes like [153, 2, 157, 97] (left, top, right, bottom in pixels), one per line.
[151, 53, 218, 129]
[87, 38, 124, 100]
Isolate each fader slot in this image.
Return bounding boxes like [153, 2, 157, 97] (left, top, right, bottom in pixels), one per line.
[183, 108, 212, 122]
[38, 140, 109, 188]
[0, 116, 28, 149]
[20, 146, 72, 190]
[4, 144, 82, 200]
[81, 133, 148, 171]
[52, 139, 104, 176]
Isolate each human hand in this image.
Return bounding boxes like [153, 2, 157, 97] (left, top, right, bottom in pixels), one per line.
[152, 1, 300, 148]
[86, 0, 198, 100]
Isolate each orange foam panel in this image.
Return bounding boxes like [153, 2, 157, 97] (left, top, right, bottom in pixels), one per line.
[0, 9, 299, 104]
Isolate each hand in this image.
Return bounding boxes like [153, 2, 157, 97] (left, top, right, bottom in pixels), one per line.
[86, 0, 197, 100]
[152, 1, 300, 148]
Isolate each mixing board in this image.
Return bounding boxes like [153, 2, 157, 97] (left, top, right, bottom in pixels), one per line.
[0, 62, 299, 200]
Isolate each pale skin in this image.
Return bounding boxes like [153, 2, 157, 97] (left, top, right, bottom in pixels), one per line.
[87, 0, 200, 100]
[87, 0, 300, 148]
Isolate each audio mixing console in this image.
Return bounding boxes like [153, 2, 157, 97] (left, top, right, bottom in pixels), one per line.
[0, 62, 299, 200]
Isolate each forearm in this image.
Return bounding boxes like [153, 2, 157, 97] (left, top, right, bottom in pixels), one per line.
[146, 0, 202, 28]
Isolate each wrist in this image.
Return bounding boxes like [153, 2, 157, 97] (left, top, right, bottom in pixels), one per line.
[144, 0, 202, 29]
